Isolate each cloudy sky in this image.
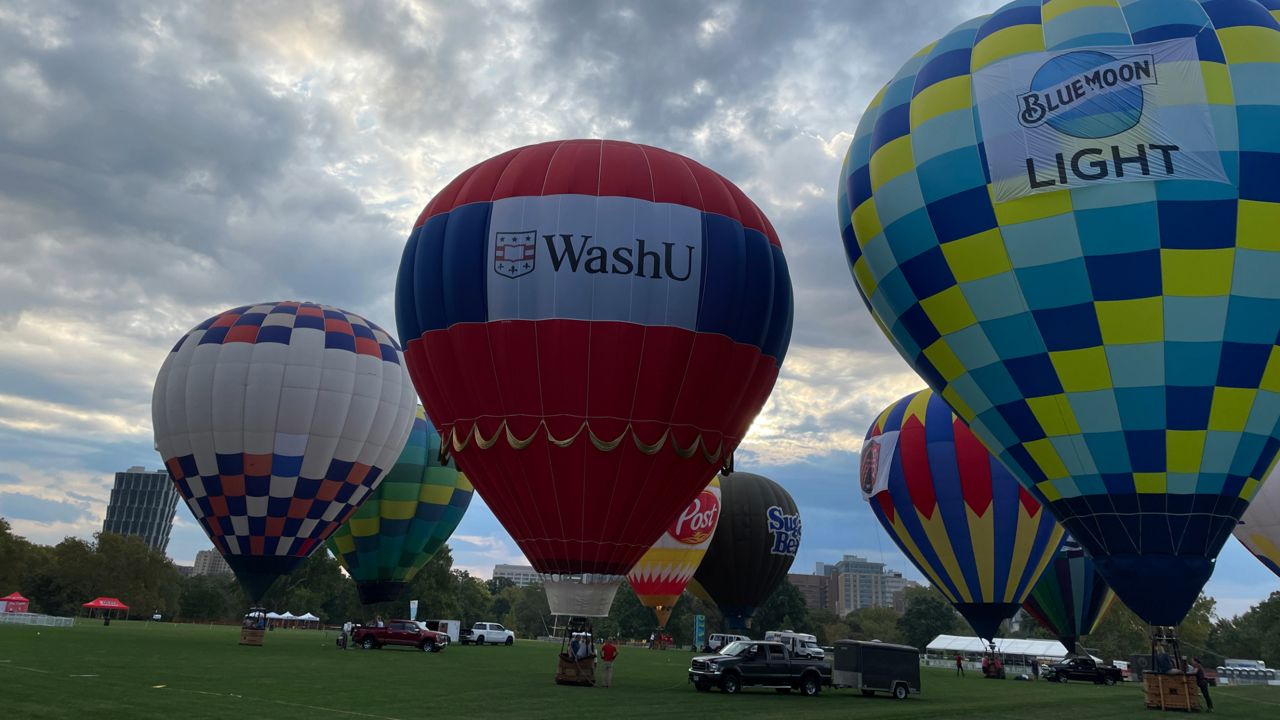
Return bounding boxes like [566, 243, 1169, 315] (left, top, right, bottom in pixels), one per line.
[1, 0, 1276, 619]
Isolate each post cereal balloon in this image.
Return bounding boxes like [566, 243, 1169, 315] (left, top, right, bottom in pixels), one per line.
[628, 477, 721, 627]
[152, 302, 417, 601]
[693, 472, 800, 630]
[396, 140, 794, 616]
[838, 0, 1280, 627]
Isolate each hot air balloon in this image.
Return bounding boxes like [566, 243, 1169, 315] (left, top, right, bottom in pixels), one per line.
[628, 477, 721, 627]
[152, 302, 417, 601]
[326, 406, 474, 604]
[692, 472, 800, 630]
[863, 389, 1064, 641]
[1021, 537, 1116, 653]
[839, 0, 1280, 627]
[1235, 467, 1280, 577]
[395, 140, 793, 616]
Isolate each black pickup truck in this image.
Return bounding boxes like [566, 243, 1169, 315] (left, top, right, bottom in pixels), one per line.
[689, 640, 832, 696]
[1043, 656, 1124, 685]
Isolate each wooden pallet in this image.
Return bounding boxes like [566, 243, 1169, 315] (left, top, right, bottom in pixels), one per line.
[1144, 674, 1201, 712]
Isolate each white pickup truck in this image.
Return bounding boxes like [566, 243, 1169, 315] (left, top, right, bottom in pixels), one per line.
[460, 621, 515, 646]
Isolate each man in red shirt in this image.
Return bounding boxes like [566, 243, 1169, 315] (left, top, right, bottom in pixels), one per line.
[600, 638, 619, 688]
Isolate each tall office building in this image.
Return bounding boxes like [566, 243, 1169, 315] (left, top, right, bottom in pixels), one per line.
[192, 549, 233, 578]
[492, 564, 541, 587]
[819, 554, 920, 615]
[101, 466, 179, 553]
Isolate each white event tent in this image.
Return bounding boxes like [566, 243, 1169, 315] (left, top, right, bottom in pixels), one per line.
[926, 635, 1103, 666]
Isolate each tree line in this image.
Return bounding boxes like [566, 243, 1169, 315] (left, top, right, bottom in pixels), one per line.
[2, 517, 1276, 665]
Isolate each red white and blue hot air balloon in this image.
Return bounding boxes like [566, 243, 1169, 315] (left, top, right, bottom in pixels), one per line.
[395, 140, 793, 616]
[153, 302, 417, 601]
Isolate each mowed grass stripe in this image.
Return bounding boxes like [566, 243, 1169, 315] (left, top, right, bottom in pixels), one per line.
[3, 621, 1276, 719]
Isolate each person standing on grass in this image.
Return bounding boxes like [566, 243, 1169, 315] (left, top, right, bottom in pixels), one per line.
[600, 638, 618, 688]
[956, 653, 965, 676]
[1031, 657, 1040, 680]
[1193, 658, 1214, 712]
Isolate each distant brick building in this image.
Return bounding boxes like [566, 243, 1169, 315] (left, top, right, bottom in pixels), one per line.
[789, 573, 831, 612]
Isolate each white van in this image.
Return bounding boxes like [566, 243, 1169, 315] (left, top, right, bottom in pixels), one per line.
[705, 633, 750, 653]
[764, 630, 825, 659]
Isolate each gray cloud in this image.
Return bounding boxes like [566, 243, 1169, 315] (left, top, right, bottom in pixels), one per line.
[0, 491, 90, 525]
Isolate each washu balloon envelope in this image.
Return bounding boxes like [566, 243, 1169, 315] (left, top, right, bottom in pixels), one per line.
[396, 139, 793, 617]
[152, 301, 417, 601]
[327, 406, 474, 604]
[863, 388, 1064, 641]
[839, 0, 1280, 626]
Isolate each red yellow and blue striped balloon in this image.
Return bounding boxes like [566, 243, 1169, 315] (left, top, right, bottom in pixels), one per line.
[864, 388, 1064, 640]
[1021, 537, 1117, 653]
[839, 0, 1280, 627]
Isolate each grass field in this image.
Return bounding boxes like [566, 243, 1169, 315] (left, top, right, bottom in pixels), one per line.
[4, 621, 1279, 719]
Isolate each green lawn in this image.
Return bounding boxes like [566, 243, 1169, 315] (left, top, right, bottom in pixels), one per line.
[3, 621, 1279, 719]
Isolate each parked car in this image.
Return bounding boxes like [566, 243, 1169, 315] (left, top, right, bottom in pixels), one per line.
[688, 640, 832, 696]
[764, 630, 825, 659]
[703, 633, 750, 653]
[832, 640, 920, 699]
[459, 621, 515, 646]
[352, 619, 448, 652]
[1043, 656, 1124, 685]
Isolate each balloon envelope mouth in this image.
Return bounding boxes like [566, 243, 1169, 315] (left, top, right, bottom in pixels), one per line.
[224, 555, 305, 602]
[953, 602, 1020, 642]
[355, 581, 408, 605]
[1092, 554, 1212, 627]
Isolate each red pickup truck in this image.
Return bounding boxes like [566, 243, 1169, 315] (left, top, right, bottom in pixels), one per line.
[353, 619, 448, 652]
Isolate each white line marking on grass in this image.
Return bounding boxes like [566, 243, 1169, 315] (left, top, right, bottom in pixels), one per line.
[269, 700, 406, 720]
[1226, 693, 1280, 707]
[1, 665, 50, 673]
[165, 686, 405, 720]
[69, 674, 99, 677]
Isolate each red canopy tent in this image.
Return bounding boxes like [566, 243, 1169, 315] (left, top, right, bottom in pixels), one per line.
[2, 592, 30, 613]
[82, 597, 129, 620]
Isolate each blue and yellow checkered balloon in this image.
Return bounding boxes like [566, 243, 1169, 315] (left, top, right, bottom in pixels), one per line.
[327, 406, 473, 604]
[839, 0, 1280, 626]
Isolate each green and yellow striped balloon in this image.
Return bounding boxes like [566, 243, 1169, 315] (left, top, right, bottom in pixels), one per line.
[327, 406, 473, 604]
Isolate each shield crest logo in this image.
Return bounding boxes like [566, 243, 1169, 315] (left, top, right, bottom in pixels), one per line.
[859, 439, 880, 497]
[494, 231, 537, 279]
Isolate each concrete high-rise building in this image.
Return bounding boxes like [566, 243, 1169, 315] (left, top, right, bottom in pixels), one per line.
[101, 466, 179, 553]
[819, 554, 920, 615]
[192, 549, 233, 578]
[788, 573, 830, 612]
[492, 564, 540, 587]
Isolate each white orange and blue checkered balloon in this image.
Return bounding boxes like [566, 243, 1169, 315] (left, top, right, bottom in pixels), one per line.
[152, 301, 417, 601]
[839, 0, 1280, 627]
